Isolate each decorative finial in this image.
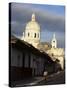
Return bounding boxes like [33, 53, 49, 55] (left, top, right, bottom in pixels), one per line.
[53, 33, 55, 38]
[31, 13, 35, 21]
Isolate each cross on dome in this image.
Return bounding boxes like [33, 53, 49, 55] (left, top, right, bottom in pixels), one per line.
[31, 13, 35, 21]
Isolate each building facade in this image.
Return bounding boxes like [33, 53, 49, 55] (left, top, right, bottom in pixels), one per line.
[46, 33, 64, 70]
[21, 13, 65, 70]
[11, 36, 57, 82]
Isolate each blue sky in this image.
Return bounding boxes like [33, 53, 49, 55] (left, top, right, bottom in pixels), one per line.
[11, 3, 65, 48]
[29, 4, 65, 15]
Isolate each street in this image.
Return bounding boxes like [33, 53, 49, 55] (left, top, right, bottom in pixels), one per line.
[15, 71, 65, 87]
[36, 71, 65, 86]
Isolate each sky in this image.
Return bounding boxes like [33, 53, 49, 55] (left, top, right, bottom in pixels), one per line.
[10, 3, 65, 48]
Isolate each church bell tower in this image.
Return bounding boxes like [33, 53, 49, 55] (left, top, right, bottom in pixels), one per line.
[51, 33, 57, 48]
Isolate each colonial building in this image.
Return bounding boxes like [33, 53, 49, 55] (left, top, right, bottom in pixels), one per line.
[21, 13, 65, 70]
[10, 35, 57, 82]
[46, 33, 64, 70]
[10, 13, 65, 86]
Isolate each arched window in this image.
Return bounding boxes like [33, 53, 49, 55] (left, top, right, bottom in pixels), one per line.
[52, 53, 54, 56]
[34, 33, 36, 38]
[38, 33, 39, 38]
[28, 33, 30, 37]
[53, 41, 55, 43]
[53, 46, 55, 48]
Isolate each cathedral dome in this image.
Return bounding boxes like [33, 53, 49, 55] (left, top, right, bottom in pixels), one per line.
[22, 13, 40, 48]
[25, 13, 40, 31]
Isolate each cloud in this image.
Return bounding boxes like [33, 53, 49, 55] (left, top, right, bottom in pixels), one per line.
[10, 3, 65, 48]
[11, 3, 65, 33]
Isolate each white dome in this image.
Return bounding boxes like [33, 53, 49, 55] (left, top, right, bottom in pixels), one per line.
[22, 13, 40, 48]
[26, 21, 40, 31]
[25, 13, 40, 31]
